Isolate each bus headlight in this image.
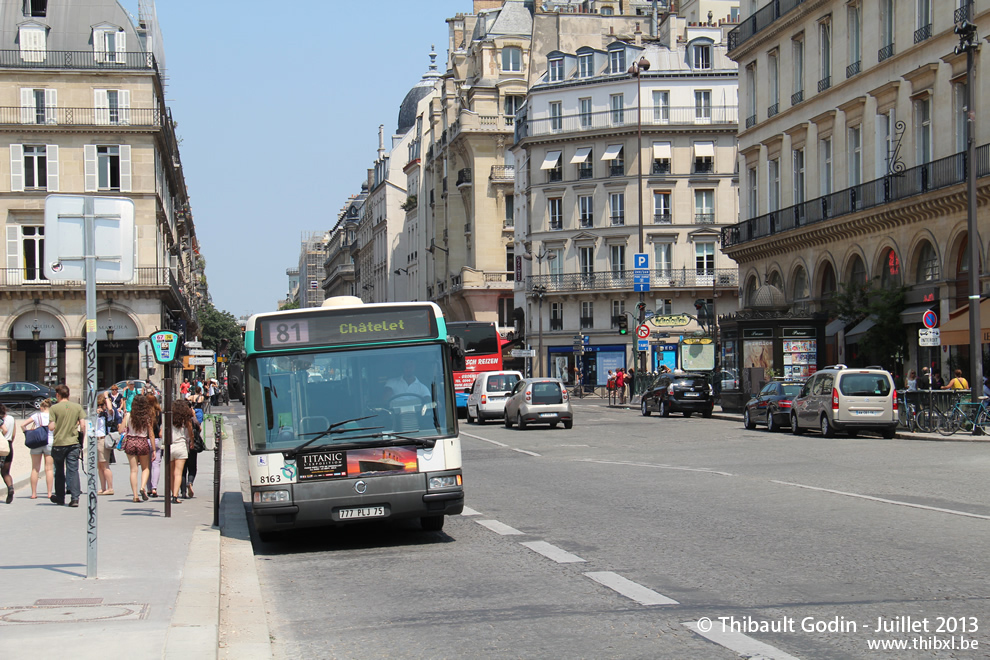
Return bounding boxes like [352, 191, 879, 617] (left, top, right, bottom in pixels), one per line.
[254, 490, 290, 504]
[428, 475, 462, 490]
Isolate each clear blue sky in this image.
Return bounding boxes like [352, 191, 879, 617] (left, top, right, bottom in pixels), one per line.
[143, 0, 464, 318]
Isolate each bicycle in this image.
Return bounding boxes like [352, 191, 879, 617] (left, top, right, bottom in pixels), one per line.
[930, 394, 990, 436]
[898, 392, 930, 433]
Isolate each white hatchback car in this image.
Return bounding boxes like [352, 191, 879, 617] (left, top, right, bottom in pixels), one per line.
[465, 371, 524, 424]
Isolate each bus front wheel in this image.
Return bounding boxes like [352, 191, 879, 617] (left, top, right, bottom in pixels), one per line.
[421, 515, 445, 531]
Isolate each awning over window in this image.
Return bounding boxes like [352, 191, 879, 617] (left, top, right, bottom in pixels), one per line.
[900, 304, 936, 325]
[540, 151, 562, 169]
[652, 142, 672, 160]
[825, 318, 847, 337]
[693, 141, 715, 159]
[601, 144, 624, 160]
[844, 318, 875, 343]
[939, 298, 990, 345]
[570, 147, 592, 164]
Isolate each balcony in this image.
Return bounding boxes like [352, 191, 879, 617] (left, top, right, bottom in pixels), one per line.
[518, 106, 737, 139]
[456, 168, 472, 188]
[767, 103, 779, 118]
[546, 169, 562, 183]
[550, 318, 563, 331]
[746, 114, 757, 129]
[528, 268, 738, 293]
[722, 144, 990, 249]
[791, 90, 804, 105]
[817, 76, 831, 93]
[0, 49, 160, 77]
[728, 0, 812, 52]
[956, 2, 973, 23]
[579, 165, 594, 179]
[846, 61, 861, 78]
[653, 213, 672, 224]
[609, 164, 624, 177]
[651, 161, 670, 175]
[0, 106, 163, 128]
[695, 213, 715, 224]
[914, 23, 932, 44]
[490, 165, 514, 182]
[610, 215, 624, 226]
[878, 43, 895, 62]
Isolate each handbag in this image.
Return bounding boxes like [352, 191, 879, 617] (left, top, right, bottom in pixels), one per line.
[105, 431, 120, 449]
[24, 427, 49, 449]
[192, 425, 207, 453]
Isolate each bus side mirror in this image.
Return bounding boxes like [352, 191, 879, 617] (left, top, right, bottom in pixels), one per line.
[448, 336, 466, 372]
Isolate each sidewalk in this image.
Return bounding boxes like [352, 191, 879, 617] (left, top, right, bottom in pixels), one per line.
[0, 405, 270, 659]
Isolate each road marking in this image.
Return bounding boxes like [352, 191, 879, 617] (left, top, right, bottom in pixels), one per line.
[460, 506, 481, 516]
[683, 621, 802, 660]
[475, 519, 523, 535]
[584, 572, 678, 605]
[772, 480, 990, 520]
[578, 458, 734, 477]
[558, 444, 590, 447]
[511, 448, 541, 457]
[520, 541, 586, 563]
[461, 432, 507, 447]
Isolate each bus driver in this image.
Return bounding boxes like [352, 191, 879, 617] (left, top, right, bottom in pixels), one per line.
[383, 359, 431, 401]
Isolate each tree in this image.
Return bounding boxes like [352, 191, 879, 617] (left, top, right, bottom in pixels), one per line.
[197, 303, 244, 355]
[832, 278, 908, 371]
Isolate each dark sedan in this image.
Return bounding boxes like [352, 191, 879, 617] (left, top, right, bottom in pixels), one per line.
[0, 381, 55, 409]
[640, 372, 714, 418]
[743, 381, 805, 432]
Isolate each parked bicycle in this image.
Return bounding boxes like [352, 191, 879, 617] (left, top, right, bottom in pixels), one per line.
[918, 392, 990, 436]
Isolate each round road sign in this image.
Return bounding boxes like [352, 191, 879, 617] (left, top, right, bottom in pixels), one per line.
[922, 310, 938, 329]
[635, 324, 650, 339]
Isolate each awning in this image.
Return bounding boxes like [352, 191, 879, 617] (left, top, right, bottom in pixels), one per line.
[825, 318, 847, 337]
[652, 142, 672, 160]
[601, 144, 624, 160]
[540, 151, 562, 170]
[570, 147, 592, 164]
[900, 304, 936, 324]
[693, 141, 715, 158]
[939, 298, 990, 345]
[844, 318, 875, 343]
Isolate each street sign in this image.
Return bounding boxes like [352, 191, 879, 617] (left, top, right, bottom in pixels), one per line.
[188, 356, 215, 366]
[511, 349, 536, 358]
[184, 340, 203, 349]
[634, 253, 649, 269]
[637, 339, 649, 352]
[149, 330, 180, 364]
[635, 324, 650, 339]
[633, 252, 650, 293]
[918, 328, 940, 346]
[649, 314, 691, 327]
[922, 310, 938, 328]
[44, 195, 135, 281]
[188, 349, 215, 356]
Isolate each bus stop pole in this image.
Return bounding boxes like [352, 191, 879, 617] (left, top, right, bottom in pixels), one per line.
[163, 374, 172, 518]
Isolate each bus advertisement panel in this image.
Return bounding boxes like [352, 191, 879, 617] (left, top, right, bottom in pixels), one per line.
[243, 298, 463, 539]
[445, 321, 504, 410]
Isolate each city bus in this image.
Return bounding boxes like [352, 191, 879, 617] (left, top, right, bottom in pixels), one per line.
[445, 321, 504, 413]
[244, 296, 463, 539]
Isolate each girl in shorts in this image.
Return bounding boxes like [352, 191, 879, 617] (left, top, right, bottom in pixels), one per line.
[123, 394, 154, 502]
[20, 399, 54, 499]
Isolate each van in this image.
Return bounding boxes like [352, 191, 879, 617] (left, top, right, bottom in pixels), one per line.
[790, 365, 898, 438]
[465, 370, 524, 423]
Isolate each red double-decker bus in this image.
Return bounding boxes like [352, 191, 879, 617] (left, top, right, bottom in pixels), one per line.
[446, 321, 504, 412]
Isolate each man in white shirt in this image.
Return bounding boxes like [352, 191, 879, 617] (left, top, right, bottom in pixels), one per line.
[384, 360, 431, 400]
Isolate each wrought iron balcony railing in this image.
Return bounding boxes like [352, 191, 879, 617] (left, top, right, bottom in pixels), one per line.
[456, 168, 472, 186]
[746, 114, 757, 129]
[653, 213, 672, 224]
[914, 24, 932, 44]
[0, 106, 162, 127]
[817, 76, 831, 93]
[767, 103, 779, 118]
[527, 268, 738, 293]
[695, 213, 716, 224]
[878, 43, 895, 62]
[490, 165, 514, 181]
[956, 2, 973, 23]
[846, 61, 861, 78]
[727, 0, 811, 52]
[518, 106, 738, 139]
[0, 49, 159, 74]
[791, 90, 804, 105]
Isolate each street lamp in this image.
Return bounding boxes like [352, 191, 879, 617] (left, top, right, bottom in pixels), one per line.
[393, 267, 409, 302]
[105, 297, 115, 341]
[31, 298, 40, 341]
[628, 55, 650, 373]
[523, 248, 557, 377]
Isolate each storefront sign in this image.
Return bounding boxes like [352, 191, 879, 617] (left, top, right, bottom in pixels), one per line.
[649, 314, 691, 327]
[743, 328, 773, 339]
[782, 327, 816, 338]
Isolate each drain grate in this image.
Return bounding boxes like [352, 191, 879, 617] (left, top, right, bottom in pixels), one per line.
[1, 602, 148, 625]
[34, 598, 103, 606]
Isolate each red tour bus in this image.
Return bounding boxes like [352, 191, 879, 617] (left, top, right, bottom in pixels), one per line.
[446, 321, 504, 411]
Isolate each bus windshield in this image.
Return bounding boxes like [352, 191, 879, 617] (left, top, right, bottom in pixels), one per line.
[246, 343, 456, 453]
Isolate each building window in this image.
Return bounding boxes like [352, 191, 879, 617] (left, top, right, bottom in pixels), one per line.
[548, 56, 564, 82]
[550, 302, 563, 330]
[848, 125, 862, 186]
[23, 145, 47, 190]
[18, 25, 46, 62]
[793, 148, 805, 205]
[609, 48, 625, 74]
[610, 94, 624, 125]
[548, 198, 563, 230]
[506, 246, 515, 281]
[549, 248, 563, 282]
[656, 298, 673, 314]
[580, 301, 594, 329]
[695, 242, 715, 274]
[652, 90, 669, 123]
[504, 95, 523, 119]
[792, 35, 804, 104]
[847, 3, 861, 76]
[654, 243, 672, 275]
[818, 18, 831, 92]
[611, 301, 625, 327]
[578, 52, 594, 77]
[549, 101, 562, 131]
[767, 51, 779, 115]
[915, 0, 932, 43]
[95, 89, 130, 125]
[695, 90, 712, 122]
[793, 266, 809, 299]
[653, 192, 671, 224]
[20, 87, 55, 124]
[916, 96, 932, 164]
[579, 246, 594, 275]
[94, 26, 126, 64]
[505, 194, 514, 228]
[819, 138, 832, 195]
[693, 43, 712, 70]
[879, 0, 895, 61]
[84, 144, 129, 192]
[606, 146, 624, 176]
[694, 190, 714, 224]
[579, 195, 594, 228]
[579, 97, 592, 127]
[745, 63, 757, 127]
[546, 156, 562, 183]
[768, 158, 780, 211]
[748, 166, 758, 218]
[577, 148, 594, 179]
[502, 46, 521, 72]
[18, 225, 46, 281]
[917, 241, 939, 282]
[609, 193, 624, 225]
[24, 0, 48, 17]
[610, 245, 625, 275]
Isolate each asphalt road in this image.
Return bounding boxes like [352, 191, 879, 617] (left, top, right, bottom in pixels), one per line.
[240, 399, 990, 659]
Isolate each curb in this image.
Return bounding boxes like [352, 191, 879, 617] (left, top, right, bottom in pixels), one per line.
[165, 525, 221, 659]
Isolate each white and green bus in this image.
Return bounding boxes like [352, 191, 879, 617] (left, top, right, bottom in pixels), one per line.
[244, 296, 463, 539]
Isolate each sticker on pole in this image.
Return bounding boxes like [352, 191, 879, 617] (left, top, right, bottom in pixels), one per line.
[150, 331, 180, 364]
[922, 310, 938, 328]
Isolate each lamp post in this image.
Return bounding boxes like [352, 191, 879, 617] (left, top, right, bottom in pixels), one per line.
[393, 267, 409, 302]
[523, 248, 557, 377]
[31, 298, 40, 341]
[628, 55, 650, 374]
[105, 297, 115, 341]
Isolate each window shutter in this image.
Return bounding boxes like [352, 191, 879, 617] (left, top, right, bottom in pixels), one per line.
[84, 144, 97, 191]
[93, 30, 104, 62]
[44, 88, 56, 124]
[94, 89, 108, 124]
[20, 88, 33, 124]
[10, 144, 23, 192]
[6, 226, 19, 270]
[116, 31, 126, 61]
[119, 89, 130, 125]
[119, 144, 131, 192]
[46, 145, 58, 191]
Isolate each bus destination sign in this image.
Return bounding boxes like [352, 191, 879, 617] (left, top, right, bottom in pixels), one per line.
[258, 306, 437, 349]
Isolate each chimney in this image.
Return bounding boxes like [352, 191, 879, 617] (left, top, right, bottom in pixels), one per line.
[634, 21, 642, 46]
[378, 124, 385, 160]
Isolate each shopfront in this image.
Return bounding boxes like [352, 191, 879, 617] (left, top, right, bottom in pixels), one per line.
[547, 343, 628, 390]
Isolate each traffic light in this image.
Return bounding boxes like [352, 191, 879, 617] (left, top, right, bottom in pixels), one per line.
[614, 315, 629, 335]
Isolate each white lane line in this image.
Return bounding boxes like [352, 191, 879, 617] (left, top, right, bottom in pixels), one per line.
[511, 448, 542, 457]
[460, 506, 481, 516]
[772, 480, 990, 520]
[578, 458, 734, 477]
[520, 541, 586, 563]
[475, 519, 524, 535]
[584, 572, 678, 606]
[683, 621, 802, 660]
[461, 432, 507, 447]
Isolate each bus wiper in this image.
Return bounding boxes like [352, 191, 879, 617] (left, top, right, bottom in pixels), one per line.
[332, 432, 437, 449]
[285, 415, 382, 457]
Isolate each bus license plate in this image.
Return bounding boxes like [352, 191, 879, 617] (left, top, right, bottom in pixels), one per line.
[339, 506, 385, 520]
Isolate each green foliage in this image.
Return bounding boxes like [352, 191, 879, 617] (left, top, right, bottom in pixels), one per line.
[197, 303, 244, 355]
[832, 278, 908, 370]
[281, 298, 301, 310]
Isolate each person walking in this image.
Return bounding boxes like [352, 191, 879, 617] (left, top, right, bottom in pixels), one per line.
[0, 404, 15, 503]
[145, 394, 163, 498]
[626, 367, 635, 401]
[616, 368, 626, 405]
[169, 400, 194, 504]
[95, 393, 115, 496]
[943, 369, 969, 391]
[606, 370, 616, 405]
[122, 393, 154, 502]
[179, 378, 190, 398]
[181, 415, 202, 499]
[918, 367, 931, 390]
[47, 384, 86, 507]
[21, 399, 54, 499]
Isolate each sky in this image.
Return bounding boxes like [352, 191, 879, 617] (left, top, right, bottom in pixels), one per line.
[140, 0, 465, 318]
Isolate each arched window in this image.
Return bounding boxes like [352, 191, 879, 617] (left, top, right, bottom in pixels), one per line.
[916, 241, 939, 282]
[848, 255, 866, 286]
[820, 262, 837, 298]
[744, 276, 758, 307]
[879, 248, 901, 287]
[767, 271, 782, 290]
[792, 266, 809, 300]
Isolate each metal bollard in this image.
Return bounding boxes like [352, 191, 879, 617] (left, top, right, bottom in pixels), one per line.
[212, 414, 223, 528]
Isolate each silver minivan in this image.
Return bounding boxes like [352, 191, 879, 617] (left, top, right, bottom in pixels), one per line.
[465, 371, 523, 423]
[790, 365, 898, 438]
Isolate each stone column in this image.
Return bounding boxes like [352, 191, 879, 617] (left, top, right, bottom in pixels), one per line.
[0, 340, 10, 384]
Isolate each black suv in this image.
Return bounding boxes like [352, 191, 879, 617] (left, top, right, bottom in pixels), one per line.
[640, 371, 714, 418]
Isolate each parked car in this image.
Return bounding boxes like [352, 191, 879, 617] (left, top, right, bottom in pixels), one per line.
[0, 381, 55, 409]
[466, 370, 523, 424]
[503, 378, 573, 429]
[744, 380, 805, 431]
[719, 369, 739, 391]
[640, 371, 714, 418]
[790, 365, 897, 438]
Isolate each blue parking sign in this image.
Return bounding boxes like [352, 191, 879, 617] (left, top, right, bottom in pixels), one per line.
[634, 253, 649, 269]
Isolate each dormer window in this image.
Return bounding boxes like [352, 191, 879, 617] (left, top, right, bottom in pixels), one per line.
[548, 56, 564, 82]
[693, 43, 712, 70]
[501, 46, 521, 72]
[609, 48, 625, 74]
[94, 25, 126, 64]
[578, 52, 594, 77]
[18, 24, 46, 62]
[23, 0, 47, 17]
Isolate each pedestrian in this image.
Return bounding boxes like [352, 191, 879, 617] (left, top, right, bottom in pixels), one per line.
[121, 380, 139, 428]
[984, 377, 990, 399]
[606, 370, 616, 405]
[21, 399, 54, 499]
[616, 368, 626, 405]
[906, 370, 918, 391]
[145, 394, 163, 498]
[189, 385, 205, 425]
[169, 400, 194, 504]
[95, 393, 115, 495]
[208, 379, 218, 407]
[918, 367, 931, 390]
[0, 404, 15, 503]
[626, 367, 635, 399]
[182, 416, 202, 499]
[180, 378, 190, 397]
[47, 384, 86, 507]
[122, 393, 154, 502]
[108, 383, 124, 417]
[932, 371, 944, 389]
[943, 369, 969, 391]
